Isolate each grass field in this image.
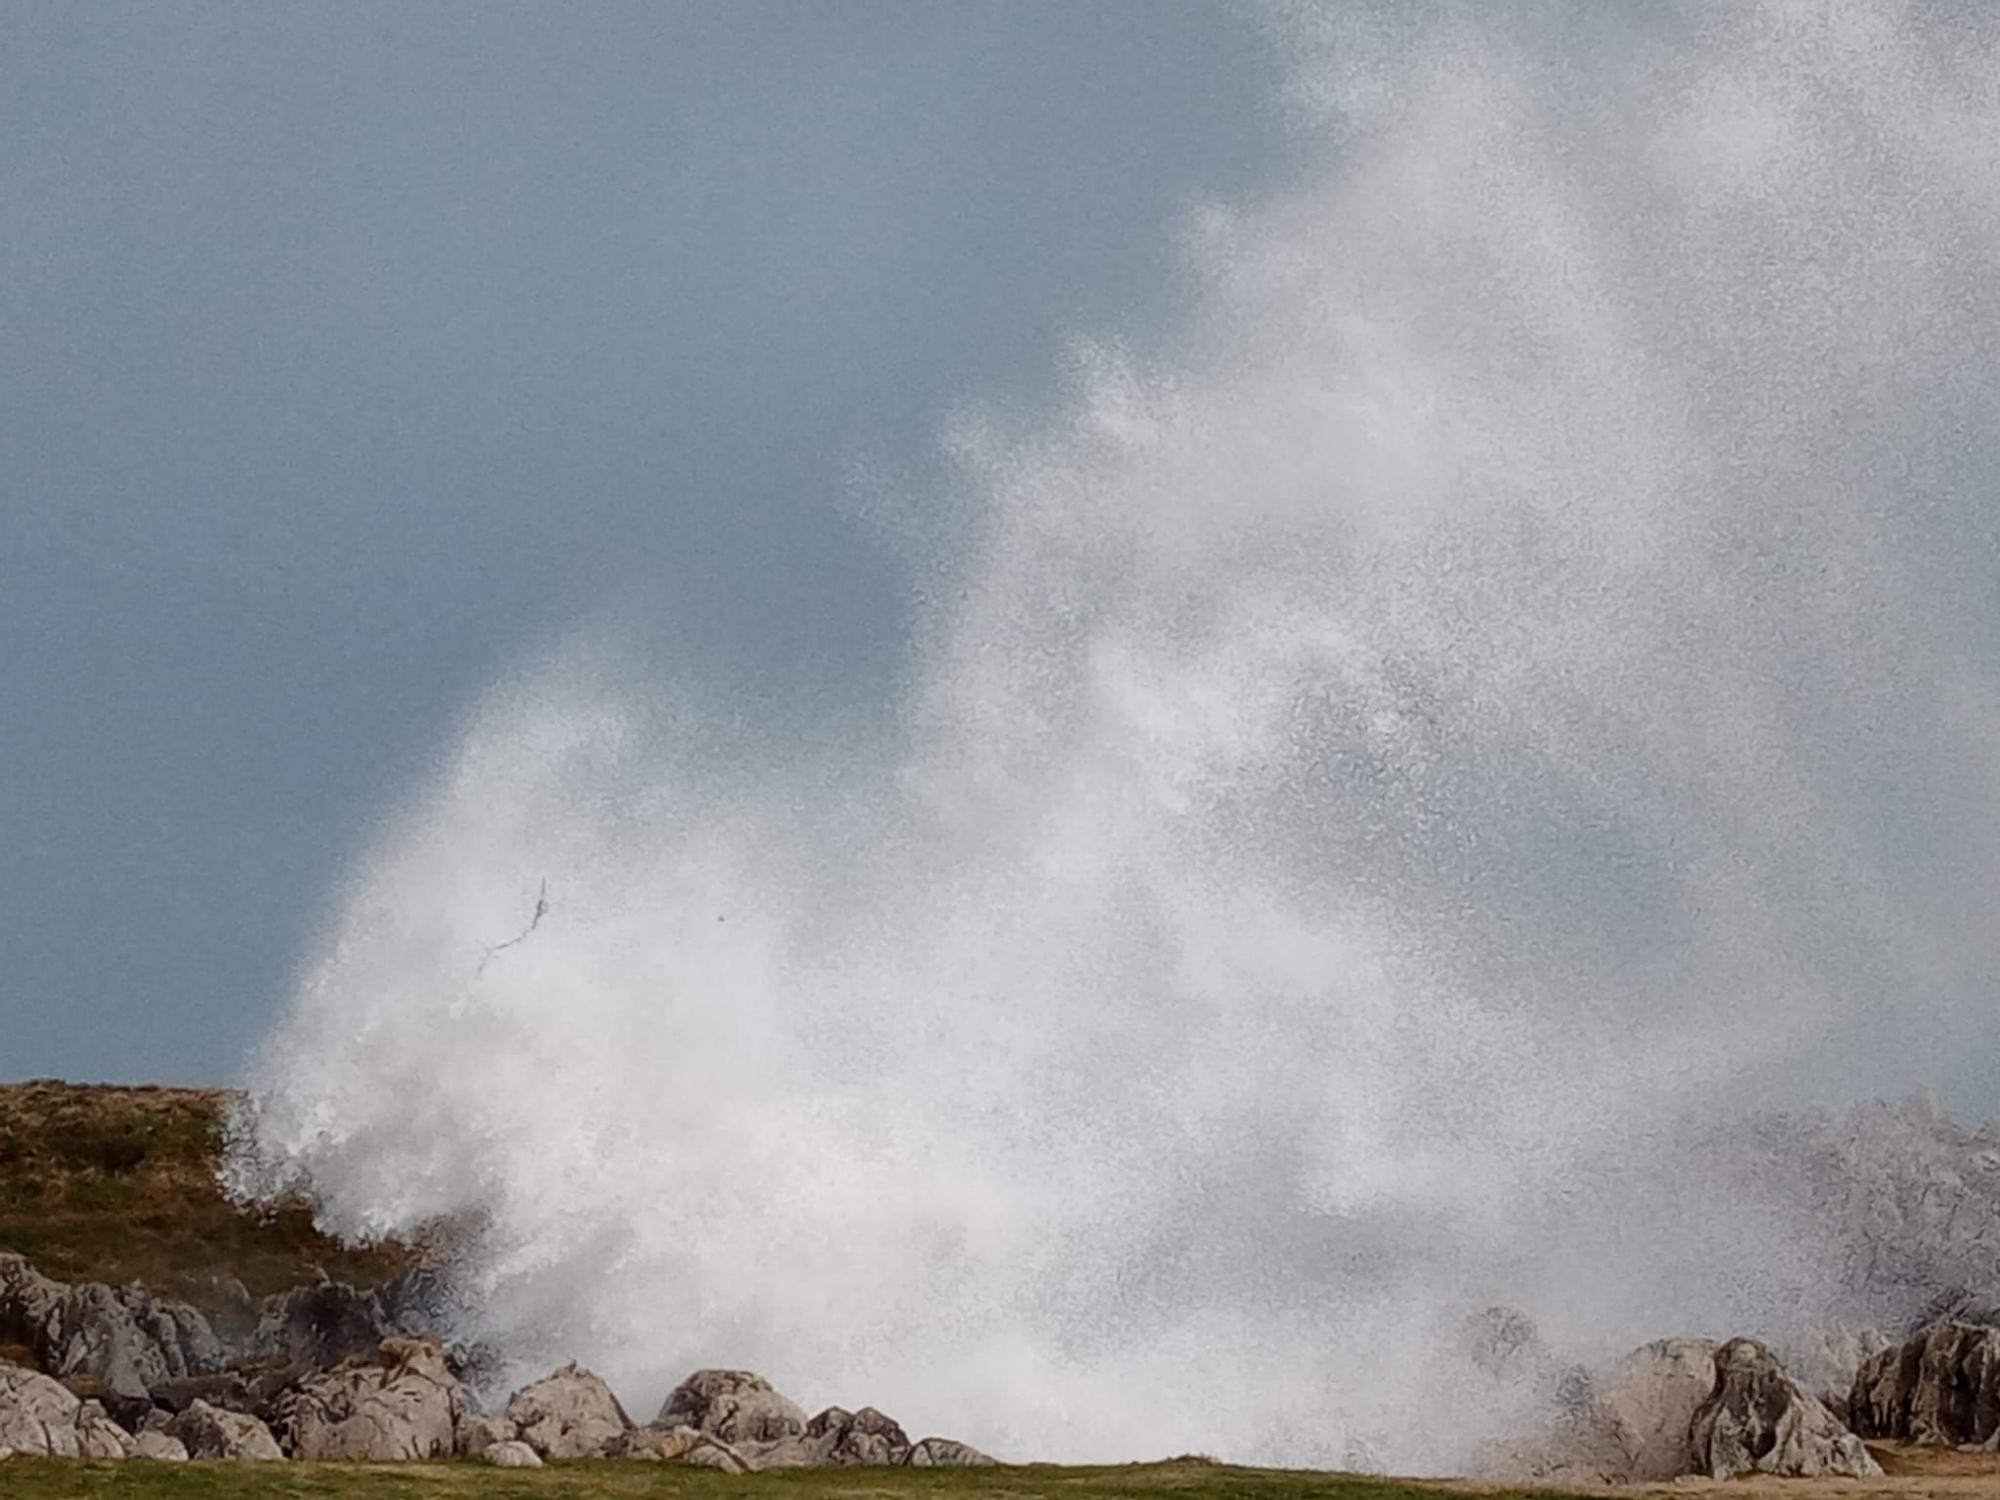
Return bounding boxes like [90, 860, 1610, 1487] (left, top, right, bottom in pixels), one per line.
[0, 1460, 1547, 1500]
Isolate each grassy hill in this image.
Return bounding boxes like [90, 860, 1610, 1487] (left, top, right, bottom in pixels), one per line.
[0, 1079, 415, 1314]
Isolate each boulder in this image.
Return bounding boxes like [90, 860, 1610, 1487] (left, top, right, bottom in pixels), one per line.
[658, 1368, 807, 1446]
[133, 1429, 190, 1461]
[1851, 1320, 2000, 1446]
[807, 1404, 913, 1465]
[1689, 1338, 1880, 1479]
[0, 1365, 82, 1457]
[269, 1336, 463, 1460]
[505, 1361, 631, 1459]
[680, 1435, 750, 1472]
[0, 1256, 222, 1416]
[609, 1423, 702, 1461]
[485, 1438, 544, 1467]
[168, 1397, 285, 1460]
[0, 1256, 62, 1345]
[74, 1397, 135, 1459]
[455, 1410, 516, 1458]
[252, 1280, 393, 1370]
[906, 1436, 998, 1466]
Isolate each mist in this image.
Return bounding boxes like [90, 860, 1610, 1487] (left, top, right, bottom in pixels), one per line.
[229, 0, 2000, 1471]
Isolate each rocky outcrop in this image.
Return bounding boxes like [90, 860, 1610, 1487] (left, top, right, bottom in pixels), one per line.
[0, 1252, 222, 1421]
[1688, 1338, 1880, 1479]
[907, 1435, 998, 1466]
[252, 1280, 394, 1370]
[167, 1396, 285, 1460]
[505, 1361, 632, 1459]
[269, 1336, 462, 1460]
[809, 1404, 914, 1465]
[0, 1256, 63, 1346]
[454, 1410, 516, 1458]
[659, 1367, 807, 1445]
[75, 1397, 136, 1459]
[485, 1438, 544, 1467]
[0, 1365, 83, 1457]
[1851, 1320, 2000, 1446]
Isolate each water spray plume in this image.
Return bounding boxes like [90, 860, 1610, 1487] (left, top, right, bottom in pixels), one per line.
[229, 1, 2000, 1471]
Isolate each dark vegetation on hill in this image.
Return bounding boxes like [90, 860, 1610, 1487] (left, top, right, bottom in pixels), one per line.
[0, 1080, 416, 1318]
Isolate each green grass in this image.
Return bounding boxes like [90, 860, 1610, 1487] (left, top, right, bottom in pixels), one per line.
[0, 1460, 1579, 1500]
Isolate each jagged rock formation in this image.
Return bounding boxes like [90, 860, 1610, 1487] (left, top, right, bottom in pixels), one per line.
[908, 1435, 999, 1466]
[659, 1367, 808, 1445]
[808, 1404, 914, 1465]
[0, 1366, 85, 1457]
[165, 1396, 285, 1460]
[0, 1251, 223, 1422]
[1851, 1320, 2000, 1446]
[504, 1361, 633, 1459]
[269, 1336, 463, 1460]
[1688, 1338, 1881, 1479]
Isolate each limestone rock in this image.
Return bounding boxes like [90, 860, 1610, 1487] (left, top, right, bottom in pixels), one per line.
[807, 1404, 913, 1465]
[75, 1397, 136, 1459]
[455, 1410, 516, 1458]
[0, 1365, 82, 1457]
[133, 1429, 190, 1461]
[0, 1256, 63, 1345]
[658, 1368, 807, 1446]
[168, 1397, 285, 1460]
[1690, 1337, 1880, 1480]
[1851, 1320, 2000, 1446]
[906, 1435, 998, 1466]
[505, 1361, 631, 1459]
[1476, 1337, 1717, 1485]
[485, 1438, 544, 1467]
[270, 1336, 463, 1460]
[609, 1422, 702, 1460]
[252, 1281, 393, 1371]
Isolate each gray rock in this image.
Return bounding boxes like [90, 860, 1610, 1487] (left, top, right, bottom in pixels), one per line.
[658, 1368, 807, 1446]
[1689, 1337, 1880, 1480]
[0, 1365, 82, 1457]
[455, 1410, 516, 1458]
[0, 1256, 62, 1345]
[1852, 1320, 2000, 1446]
[806, 1404, 913, 1465]
[1784, 1324, 1890, 1425]
[252, 1280, 393, 1370]
[1477, 1337, 1718, 1484]
[906, 1436, 998, 1466]
[505, 1361, 631, 1459]
[484, 1438, 544, 1467]
[133, 1429, 190, 1461]
[168, 1397, 286, 1460]
[74, 1397, 135, 1459]
[269, 1336, 463, 1460]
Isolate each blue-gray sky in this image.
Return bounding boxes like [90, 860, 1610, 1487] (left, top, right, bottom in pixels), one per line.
[2, 2, 1288, 1082]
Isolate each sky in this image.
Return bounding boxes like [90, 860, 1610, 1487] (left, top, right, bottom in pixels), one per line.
[1, 2, 1290, 1082]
